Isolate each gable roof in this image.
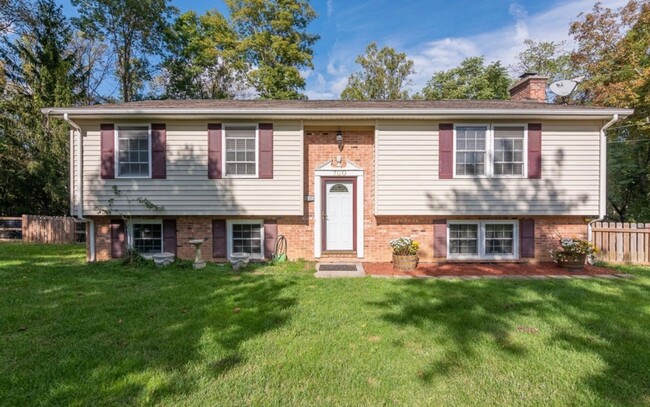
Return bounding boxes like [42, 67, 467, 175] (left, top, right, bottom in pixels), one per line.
[42, 99, 633, 120]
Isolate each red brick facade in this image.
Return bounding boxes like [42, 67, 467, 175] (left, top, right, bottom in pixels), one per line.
[88, 129, 589, 264]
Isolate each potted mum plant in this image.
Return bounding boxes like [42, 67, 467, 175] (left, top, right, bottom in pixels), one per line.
[389, 237, 419, 271]
[550, 236, 598, 271]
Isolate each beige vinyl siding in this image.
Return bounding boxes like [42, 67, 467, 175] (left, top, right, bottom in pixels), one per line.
[77, 120, 303, 216]
[375, 120, 601, 216]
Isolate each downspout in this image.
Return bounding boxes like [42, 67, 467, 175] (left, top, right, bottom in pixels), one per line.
[64, 113, 96, 262]
[587, 114, 619, 257]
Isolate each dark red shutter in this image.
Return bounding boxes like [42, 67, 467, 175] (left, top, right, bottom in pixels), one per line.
[439, 123, 453, 179]
[162, 219, 176, 255]
[259, 123, 273, 179]
[433, 219, 447, 258]
[264, 219, 278, 259]
[520, 219, 535, 258]
[110, 219, 125, 258]
[212, 219, 226, 258]
[208, 123, 222, 179]
[151, 123, 166, 179]
[101, 123, 115, 179]
[528, 123, 542, 179]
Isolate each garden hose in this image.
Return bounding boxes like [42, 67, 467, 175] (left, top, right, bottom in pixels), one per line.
[273, 235, 287, 262]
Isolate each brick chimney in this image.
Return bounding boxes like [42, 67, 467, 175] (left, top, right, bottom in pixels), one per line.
[509, 73, 549, 102]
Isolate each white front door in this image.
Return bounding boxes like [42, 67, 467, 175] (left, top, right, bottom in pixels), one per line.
[325, 181, 354, 250]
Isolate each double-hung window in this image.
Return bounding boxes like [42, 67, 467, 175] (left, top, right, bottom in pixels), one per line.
[128, 220, 163, 256]
[448, 221, 518, 260]
[224, 125, 258, 177]
[454, 125, 526, 177]
[227, 220, 264, 259]
[117, 125, 151, 177]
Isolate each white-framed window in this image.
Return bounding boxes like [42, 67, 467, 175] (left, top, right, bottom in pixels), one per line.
[227, 220, 264, 259]
[127, 220, 163, 256]
[224, 124, 258, 177]
[453, 124, 527, 178]
[116, 125, 151, 178]
[448, 220, 518, 260]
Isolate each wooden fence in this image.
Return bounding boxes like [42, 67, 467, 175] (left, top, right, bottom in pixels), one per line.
[21, 215, 79, 244]
[0, 217, 22, 240]
[591, 221, 650, 264]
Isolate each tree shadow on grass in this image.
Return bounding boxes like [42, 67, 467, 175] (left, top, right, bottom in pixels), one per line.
[370, 276, 650, 405]
[0, 259, 297, 405]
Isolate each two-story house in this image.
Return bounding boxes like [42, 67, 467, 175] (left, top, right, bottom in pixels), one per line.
[43, 74, 632, 263]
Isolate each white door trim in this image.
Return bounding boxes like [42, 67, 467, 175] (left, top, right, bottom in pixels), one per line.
[314, 160, 364, 259]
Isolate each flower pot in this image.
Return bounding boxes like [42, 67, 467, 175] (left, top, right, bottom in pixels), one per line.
[392, 254, 419, 271]
[558, 253, 587, 271]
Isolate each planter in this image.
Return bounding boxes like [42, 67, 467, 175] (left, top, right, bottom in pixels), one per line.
[557, 253, 587, 271]
[392, 254, 419, 271]
[230, 252, 250, 271]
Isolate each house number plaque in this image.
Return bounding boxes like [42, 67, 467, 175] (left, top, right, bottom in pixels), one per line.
[333, 170, 347, 176]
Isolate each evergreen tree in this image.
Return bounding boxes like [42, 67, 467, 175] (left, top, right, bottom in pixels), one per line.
[0, 0, 84, 215]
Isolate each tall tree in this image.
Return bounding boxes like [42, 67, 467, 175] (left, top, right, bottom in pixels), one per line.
[70, 32, 114, 104]
[0, 0, 31, 36]
[421, 56, 511, 100]
[71, 0, 177, 102]
[0, 0, 84, 215]
[570, 0, 650, 221]
[226, 0, 319, 99]
[162, 10, 247, 99]
[340, 42, 415, 100]
[512, 39, 572, 82]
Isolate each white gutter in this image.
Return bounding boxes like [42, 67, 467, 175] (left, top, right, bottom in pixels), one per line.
[63, 113, 95, 262]
[42, 107, 634, 119]
[588, 114, 619, 256]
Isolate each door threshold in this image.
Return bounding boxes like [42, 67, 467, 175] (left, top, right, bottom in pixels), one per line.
[321, 250, 357, 255]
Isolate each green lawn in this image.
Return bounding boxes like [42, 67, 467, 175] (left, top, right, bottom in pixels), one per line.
[1, 243, 649, 406]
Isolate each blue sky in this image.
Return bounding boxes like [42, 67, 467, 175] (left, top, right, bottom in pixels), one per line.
[59, 0, 626, 99]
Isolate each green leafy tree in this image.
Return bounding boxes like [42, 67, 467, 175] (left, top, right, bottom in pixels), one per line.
[340, 42, 415, 100]
[570, 0, 650, 221]
[71, 0, 177, 102]
[0, 0, 84, 215]
[162, 10, 246, 99]
[512, 39, 573, 82]
[226, 0, 319, 99]
[422, 56, 511, 100]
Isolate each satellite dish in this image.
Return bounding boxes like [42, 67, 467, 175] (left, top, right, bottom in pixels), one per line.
[549, 76, 585, 97]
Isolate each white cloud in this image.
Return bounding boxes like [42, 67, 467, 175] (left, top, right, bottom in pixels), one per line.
[327, 0, 334, 18]
[299, 69, 313, 80]
[307, 0, 629, 98]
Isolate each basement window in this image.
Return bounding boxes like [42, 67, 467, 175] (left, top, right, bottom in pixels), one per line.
[448, 221, 518, 260]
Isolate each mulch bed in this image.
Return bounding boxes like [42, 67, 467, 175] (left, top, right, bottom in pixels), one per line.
[364, 262, 615, 277]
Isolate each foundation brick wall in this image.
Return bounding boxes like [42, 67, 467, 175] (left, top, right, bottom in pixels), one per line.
[86, 129, 590, 264]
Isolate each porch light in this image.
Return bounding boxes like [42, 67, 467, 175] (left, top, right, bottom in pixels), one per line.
[336, 130, 343, 152]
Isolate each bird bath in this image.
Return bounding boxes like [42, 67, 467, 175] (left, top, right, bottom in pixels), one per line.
[189, 239, 206, 269]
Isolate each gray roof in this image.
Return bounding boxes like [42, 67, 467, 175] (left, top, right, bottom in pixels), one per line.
[51, 98, 624, 110]
[42, 99, 633, 120]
